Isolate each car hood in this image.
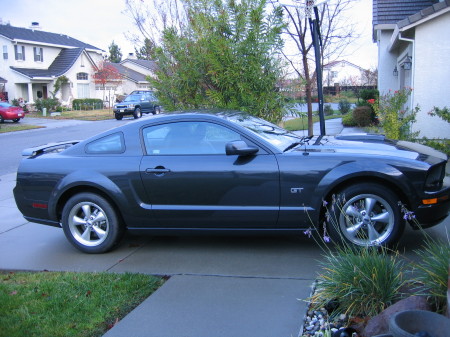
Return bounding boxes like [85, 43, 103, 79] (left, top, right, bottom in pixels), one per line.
[298, 133, 447, 163]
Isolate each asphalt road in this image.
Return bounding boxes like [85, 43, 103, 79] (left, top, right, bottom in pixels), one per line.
[0, 116, 141, 176]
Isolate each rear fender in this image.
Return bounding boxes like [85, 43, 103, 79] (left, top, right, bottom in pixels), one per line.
[48, 170, 128, 222]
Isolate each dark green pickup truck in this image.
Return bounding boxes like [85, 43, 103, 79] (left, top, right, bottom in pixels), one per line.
[113, 90, 161, 120]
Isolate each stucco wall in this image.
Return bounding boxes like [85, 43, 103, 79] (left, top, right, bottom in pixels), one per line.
[412, 11, 450, 138]
[377, 30, 398, 94]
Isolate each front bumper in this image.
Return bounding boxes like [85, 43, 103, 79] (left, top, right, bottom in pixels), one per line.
[412, 186, 450, 228]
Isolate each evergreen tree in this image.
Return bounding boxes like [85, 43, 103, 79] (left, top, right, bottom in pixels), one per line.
[149, 0, 286, 123]
[108, 41, 122, 63]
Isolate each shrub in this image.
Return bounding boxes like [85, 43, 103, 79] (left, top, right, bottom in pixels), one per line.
[324, 104, 333, 116]
[34, 98, 61, 112]
[358, 88, 379, 102]
[72, 98, 103, 110]
[342, 112, 357, 127]
[372, 88, 419, 140]
[338, 99, 351, 114]
[311, 245, 408, 318]
[352, 106, 373, 127]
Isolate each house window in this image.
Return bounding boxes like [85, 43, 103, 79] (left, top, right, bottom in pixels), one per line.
[331, 71, 338, 78]
[77, 72, 88, 80]
[77, 83, 90, 98]
[2, 46, 7, 60]
[33, 47, 43, 62]
[14, 45, 25, 61]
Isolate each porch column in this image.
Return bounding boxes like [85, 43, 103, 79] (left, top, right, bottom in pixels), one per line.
[27, 82, 34, 103]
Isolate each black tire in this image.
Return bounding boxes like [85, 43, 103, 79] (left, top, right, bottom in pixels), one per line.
[115, 113, 123, 120]
[12, 118, 20, 123]
[0, 115, 4, 123]
[61, 193, 124, 253]
[327, 183, 404, 247]
[133, 107, 142, 119]
[154, 106, 161, 115]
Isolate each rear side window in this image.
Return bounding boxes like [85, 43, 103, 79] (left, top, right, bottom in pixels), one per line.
[85, 133, 125, 154]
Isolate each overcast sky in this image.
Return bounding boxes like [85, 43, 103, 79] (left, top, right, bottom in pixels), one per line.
[0, 0, 377, 68]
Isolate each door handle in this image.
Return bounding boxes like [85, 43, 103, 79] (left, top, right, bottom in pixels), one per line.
[145, 167, 171, 175]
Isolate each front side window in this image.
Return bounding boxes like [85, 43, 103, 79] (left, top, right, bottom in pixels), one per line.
[3, 45, 7, 60]
[77, 72, 88, 80]
[143, 122, 241, 155]
[85, 133, 125, 154]
[33, 47, 43, 62]
[14, 45, 25, 61]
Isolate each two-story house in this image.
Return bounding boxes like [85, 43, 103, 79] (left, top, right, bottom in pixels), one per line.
[0, 22, 104, 105]
[373, 0, 450, 138]
[323, 60, 367, 87]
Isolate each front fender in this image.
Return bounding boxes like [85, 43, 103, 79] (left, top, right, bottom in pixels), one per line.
[312, 161, 416, 211]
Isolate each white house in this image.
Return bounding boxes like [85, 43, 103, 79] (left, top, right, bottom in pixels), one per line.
[373, 0, 450, 138]
[322, 60, 369, 86]
[0, 22, 104, 105]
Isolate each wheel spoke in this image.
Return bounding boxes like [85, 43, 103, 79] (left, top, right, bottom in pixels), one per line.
[365, 197, 377, 214]
[367, 224, 381, 242]
[345, 222, 364, 238]
[345, 205, 360, 218]
[371, 211, 390, 224]
[81, 205, 91, 218]
[81, 227, 91, 241]
[72, 215, 87, 226]
[92, 211, 106, 223]
[92, 225, 106, 239]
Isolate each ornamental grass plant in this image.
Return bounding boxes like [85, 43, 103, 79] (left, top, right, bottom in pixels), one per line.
[310, 244, 408, 318]
[413, 232, 450, 313]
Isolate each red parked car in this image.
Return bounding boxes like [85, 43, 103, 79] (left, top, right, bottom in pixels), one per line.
[0, 102, 25, 123]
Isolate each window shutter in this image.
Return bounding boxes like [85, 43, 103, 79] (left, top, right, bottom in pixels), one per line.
[34, 47, 37, 61]
[40, 48, 43, 62]
[22, 46, 25, 60]
[14, 45, 18, 60]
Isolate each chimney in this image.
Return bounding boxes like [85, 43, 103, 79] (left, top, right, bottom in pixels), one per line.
[128, 53, 137, 60]
[30, 22, 42, 30]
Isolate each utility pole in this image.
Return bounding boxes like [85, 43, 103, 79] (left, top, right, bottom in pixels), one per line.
[308, 2, 326, 136]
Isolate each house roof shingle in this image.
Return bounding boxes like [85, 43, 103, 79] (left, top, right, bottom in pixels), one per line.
[11, 48, 84, 79]
[0, 24, 102, 50]
[109, 63, 148, 83]
[373, 0, 437, 26]
[122, 59, 158, 72]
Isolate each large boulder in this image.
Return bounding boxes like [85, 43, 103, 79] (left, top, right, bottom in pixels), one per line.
[362, 296, 431, 337]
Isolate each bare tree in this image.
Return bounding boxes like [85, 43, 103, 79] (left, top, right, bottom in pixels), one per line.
[275, 0, 359, 135]
[124, 0, 188, 50]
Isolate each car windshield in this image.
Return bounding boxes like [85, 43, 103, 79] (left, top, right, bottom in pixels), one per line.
[123, 94, 141, 102]
[0, 102, 13, 108]
[227, 114, 304, 151]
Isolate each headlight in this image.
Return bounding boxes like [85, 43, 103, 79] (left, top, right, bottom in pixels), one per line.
[425, 163, 445, 191]
[128, 104, 135, 108]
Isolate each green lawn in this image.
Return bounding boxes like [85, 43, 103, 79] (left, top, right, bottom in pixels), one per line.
[28, 109, 114, 121]
[0, 271, 164, 337]
[282, 114, 343, 131]
[0, 123, 44, 133]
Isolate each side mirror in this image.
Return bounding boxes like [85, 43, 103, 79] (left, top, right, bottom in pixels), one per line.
[226, 140, 259, 156]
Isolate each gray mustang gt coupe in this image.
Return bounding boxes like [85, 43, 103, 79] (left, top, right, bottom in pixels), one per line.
[13, 112, 450, 253]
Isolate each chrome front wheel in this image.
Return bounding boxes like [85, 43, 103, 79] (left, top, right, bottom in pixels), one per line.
[328, 184, 404, 247]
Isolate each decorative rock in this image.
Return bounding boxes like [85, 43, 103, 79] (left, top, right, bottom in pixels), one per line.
[362, 296, 432, 337]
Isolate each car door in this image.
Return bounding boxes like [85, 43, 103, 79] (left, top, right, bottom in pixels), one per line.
[139, 121, 280, 229]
